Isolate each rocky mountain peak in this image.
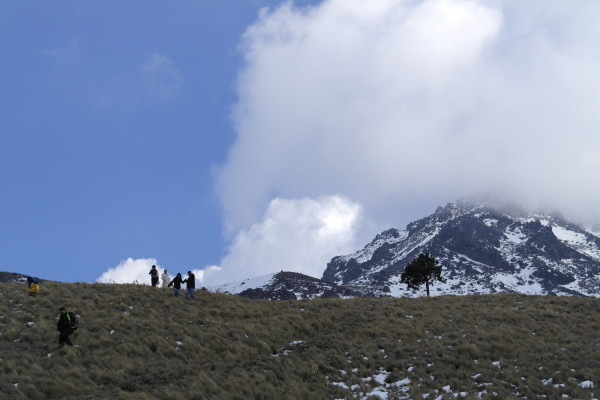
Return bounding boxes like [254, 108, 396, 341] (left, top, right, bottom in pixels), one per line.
[322, 197, 600, 297]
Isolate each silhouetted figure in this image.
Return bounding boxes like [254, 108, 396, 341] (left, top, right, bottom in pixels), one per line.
[57, 307, 78, 347]
[182, 271, 196, 300]
[149, 265, 159, 287]
[168, 273, 183, 297]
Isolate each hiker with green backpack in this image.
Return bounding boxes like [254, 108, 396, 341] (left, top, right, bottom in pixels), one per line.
[57, 307, 78, 347]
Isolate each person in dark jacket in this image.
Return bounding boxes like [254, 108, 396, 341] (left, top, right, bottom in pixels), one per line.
[57, 307, 77, 347]
[182, 271, 196, 300]
[168, 273, 183, 297]
[149, 265, 159, 287]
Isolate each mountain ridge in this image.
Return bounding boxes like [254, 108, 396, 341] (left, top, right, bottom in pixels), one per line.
[323, 197, 600, 297]
[210, 271, 372, 300]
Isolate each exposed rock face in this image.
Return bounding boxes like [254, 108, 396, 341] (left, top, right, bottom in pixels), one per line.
[323, 197, 600, 297]
[238, 271, 368, 300]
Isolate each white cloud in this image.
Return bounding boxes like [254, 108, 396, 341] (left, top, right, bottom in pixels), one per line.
[218, 0, 504, 231]
[201, 196, 364, 286]
[217, 0, 600, 231]
[96, 258, 162, 285]
[211, 0, 600, 284]
[195, 265, 222, 285]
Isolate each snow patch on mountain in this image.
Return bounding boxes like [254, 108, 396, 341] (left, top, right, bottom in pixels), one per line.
[553, 225, 600, 261]
[210, 273, 276, 294]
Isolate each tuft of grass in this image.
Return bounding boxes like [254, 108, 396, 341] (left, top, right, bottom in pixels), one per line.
[1, 282, 600, 398]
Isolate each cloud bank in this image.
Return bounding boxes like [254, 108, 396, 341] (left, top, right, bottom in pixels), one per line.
[218, 0, 600, 226]
[96, 258, 162, 285]
[207, 195, 364, 285]
[208, 0, 600, 282]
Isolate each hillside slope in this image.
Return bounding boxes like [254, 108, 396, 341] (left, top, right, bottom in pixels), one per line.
[1, 281, 600, 399]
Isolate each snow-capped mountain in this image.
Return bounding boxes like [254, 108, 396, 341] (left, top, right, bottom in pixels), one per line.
[323, 196, 600, 297]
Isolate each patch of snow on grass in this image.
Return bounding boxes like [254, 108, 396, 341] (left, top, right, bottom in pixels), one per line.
[372, 368, 389, 385]
[393, 378, 411, 387]
[580, 380, 594, 389]
[363, 387, 388, 399]
[330, 381, 349, 389]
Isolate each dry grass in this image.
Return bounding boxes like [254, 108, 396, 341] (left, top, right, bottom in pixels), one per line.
[1, 281, 600, 399]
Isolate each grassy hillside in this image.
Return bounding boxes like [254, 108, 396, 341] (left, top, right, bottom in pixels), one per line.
[1, 281, 600, 399]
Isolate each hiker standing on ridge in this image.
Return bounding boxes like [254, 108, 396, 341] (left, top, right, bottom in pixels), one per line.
[57, 307, 78, 347]
[149, 265, 159, 287]
[27, 276, 40, 295]
[182, 271, 196, 300]
[168, 273, 183, 297]
[161, 269, 170, 288]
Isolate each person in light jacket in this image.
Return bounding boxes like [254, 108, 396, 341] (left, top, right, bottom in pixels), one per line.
[161, 269, 170, 288]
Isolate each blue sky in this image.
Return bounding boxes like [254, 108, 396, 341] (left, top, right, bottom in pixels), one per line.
[1, 0, 312, 282]
[3, 1, 600, 286]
